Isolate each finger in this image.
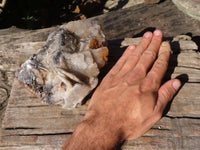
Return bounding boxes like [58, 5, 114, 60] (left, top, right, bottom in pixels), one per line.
[146, 42, 171, 89]
[155, 79, 181, 113]
[108, 45, 136, 76]
[133, 30, 163, 78]
[116, 32, 153, 77]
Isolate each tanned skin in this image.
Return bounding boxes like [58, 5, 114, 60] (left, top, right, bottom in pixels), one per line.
[63, 30, 181, 150]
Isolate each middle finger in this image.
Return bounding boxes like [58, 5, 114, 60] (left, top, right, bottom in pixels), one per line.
[133, 30, 163, 77]
[115, 31, 153, 78]
[125, 30, 163, 84]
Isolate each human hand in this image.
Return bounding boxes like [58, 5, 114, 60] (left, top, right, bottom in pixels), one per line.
[63, 30, 181, 150]
[85, 30, 181, 140]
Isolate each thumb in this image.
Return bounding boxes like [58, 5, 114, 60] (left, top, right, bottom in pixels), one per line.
[156, 79, 181, 113]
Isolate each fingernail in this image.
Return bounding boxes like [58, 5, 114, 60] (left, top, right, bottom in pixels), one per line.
[144, 32, 152, 38]
[172, 80, 181, 90]
[128, 45, 135, 50]
[154, 30, 162, 36]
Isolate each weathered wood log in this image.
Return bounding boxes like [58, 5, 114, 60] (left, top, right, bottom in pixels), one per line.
[0, 0, 199, 90]
[94, 0, 200, 40]
[1, 82, 200, 149]
[1, 36, 200, 150]
[1, 0, 200, 149]
[0, 0, 199, 87]
[172, 0, 200, 21]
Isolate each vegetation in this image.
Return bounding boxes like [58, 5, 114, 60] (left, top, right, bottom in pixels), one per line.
[0, 0, 106, 29]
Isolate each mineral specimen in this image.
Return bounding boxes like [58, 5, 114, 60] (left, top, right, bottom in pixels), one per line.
[18, 20, 109, 109]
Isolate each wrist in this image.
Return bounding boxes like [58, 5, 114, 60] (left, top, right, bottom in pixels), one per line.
[66, 110, 124, 150]
[86, 110, 125, 141]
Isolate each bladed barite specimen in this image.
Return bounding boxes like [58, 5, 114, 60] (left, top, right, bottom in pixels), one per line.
[18, 20, 108, 109]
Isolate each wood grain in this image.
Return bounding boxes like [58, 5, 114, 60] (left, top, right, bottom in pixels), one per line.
[1, 38, 200, 149]
[1, 0, 200, 149]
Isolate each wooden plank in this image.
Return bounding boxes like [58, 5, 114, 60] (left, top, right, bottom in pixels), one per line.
[0, 0, 199, 101]
[1, 136, 200, 150]
[1, 42, 200, 149]
[1, 80, 86, 134]
[1, 0, 200, 149]
[1, 38, 200, 149]
[0, 135, 69, 147]
[123, 136, 200, 150]
[169, 83, 200, 117]
[170, 52, 200, 68]
[1, 117, 200, 150]
[0, 145, 65, 150]
[2, 81, 200, 134]
[170, 67, 200, 82]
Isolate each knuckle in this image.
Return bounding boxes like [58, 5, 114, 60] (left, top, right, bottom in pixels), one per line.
[160, 87, 173, 100]
[140, 80, 155, 92]
[139, 78, 155, 93]
[110, 59, 126, 74]
[140, 43, 148, 50]
[130, 52, 141, 59]
[110, 76, 120, 85]
[143, 50, 156, 60]
[109, 66, 121, 76]
[156, 58, 168, 68]
[107, 68, 118, 78]
[103, 74, 113, 82]
[138, 39, 149, 49]
[159, 49, 170, 56]
[139, 84, 147, 93]
[125, 67, 145, 85]
[134, 65, 146, 76]
[146, 75, 160, 88]
[121, 63, 133, 73]
[109, 69, 118, 76]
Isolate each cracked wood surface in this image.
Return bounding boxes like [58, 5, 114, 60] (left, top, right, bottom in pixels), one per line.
[0, 0, 200, 149]
[1, 40, 200, 150]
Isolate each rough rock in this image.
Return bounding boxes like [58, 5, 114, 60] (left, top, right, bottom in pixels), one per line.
[17, 20, 108, 109]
